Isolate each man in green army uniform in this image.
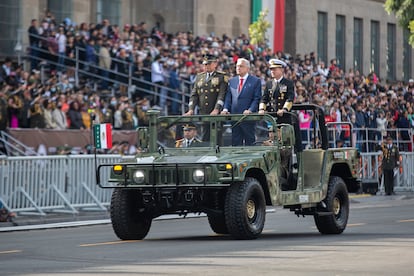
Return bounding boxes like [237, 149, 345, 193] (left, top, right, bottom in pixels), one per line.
[381, 136, 400, 195]
[175, 123, 202, 148]
[185, 54, 228, 116]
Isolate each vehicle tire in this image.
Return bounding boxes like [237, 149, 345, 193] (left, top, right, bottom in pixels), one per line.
[314, 176, 349, 234]
[207, 213, 229, 234]
[224, 177, 266, 239]
[110, 188, 152, 240]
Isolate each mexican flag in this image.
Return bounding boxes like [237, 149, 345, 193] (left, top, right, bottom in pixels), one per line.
[93, 123, 112, 149]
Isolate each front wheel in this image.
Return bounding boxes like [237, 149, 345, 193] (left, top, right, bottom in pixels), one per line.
[207, 213, 229, 234]
[110, 188, 152, 240]
[224, 177, 266, 239]
[314, 176, 349, 234]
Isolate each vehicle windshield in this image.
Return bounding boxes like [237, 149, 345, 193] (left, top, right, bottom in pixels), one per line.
[156, 114, 279, 149]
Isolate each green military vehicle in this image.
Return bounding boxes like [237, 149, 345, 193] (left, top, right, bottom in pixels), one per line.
[96, 104, 361, 240]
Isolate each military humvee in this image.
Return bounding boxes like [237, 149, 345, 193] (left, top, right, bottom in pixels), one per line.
[96, 104, 361, 240]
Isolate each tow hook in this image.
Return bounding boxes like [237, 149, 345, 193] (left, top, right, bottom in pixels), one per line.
[142, 191, 154, 203]
[185, 190, 194, 201]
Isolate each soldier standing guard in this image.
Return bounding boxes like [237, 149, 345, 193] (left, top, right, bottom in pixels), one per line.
[184, 54, 228, 115]
[381, 136, 400, 195]
[259, 58, 302, 152]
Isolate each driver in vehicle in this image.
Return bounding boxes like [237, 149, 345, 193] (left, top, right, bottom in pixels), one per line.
[175, 123, 202, 148]
[263, 126, 276, 146]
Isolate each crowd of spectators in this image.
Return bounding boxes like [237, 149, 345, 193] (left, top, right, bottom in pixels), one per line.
[1, 9, 413, 154]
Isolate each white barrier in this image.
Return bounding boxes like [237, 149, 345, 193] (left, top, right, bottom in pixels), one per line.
[0, 153, 413, 216]
[0, 155, 121, 215]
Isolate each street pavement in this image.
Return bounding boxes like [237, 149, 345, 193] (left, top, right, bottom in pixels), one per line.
[1, 192, 413, 232]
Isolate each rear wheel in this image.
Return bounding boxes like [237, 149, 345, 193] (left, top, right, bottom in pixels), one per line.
[314, 176, 349, 234]
[224, 177, 266, 239]
[110, 188, 152, 240]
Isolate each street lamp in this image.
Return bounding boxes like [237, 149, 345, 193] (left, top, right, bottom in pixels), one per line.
[14, 42, 22, 65]
[14, 28, 24, 65]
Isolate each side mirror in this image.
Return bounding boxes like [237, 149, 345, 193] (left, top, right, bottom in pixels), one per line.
[137, 127, 149, 150]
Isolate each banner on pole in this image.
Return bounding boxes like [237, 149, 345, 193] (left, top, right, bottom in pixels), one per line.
[93, 123, 112, 149]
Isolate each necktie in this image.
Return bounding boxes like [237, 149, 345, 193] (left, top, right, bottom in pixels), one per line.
[238, 78, 244, 93]
[275, 80, 280, 91]
[186, 140, 191, 147]
[206, 73, 210, 81]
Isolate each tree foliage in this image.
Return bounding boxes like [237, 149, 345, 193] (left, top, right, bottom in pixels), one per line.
[248, 9, 271, 46]
[385, 0, 414, 46]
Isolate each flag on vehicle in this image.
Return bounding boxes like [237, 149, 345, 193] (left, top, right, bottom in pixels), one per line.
[93, 123, 112, 149]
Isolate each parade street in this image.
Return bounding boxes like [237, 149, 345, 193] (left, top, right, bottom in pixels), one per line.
[1, 195, 413, 276]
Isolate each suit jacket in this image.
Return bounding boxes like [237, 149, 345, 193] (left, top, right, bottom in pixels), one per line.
[223, 74, 262, 113]
[188, 71, 228, 114]
[260, 77, 294, 112]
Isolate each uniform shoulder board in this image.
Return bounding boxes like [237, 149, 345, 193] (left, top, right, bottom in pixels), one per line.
[216, 70, 226, 75]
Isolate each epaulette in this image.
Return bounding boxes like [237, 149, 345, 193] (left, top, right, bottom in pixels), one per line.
[216, 71, 226, 75]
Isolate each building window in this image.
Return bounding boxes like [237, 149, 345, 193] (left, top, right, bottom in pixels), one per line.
[47, 0, 72, 25]
[0, 0, 20, 56]
[317, 12, 328, 64]
[336, 15, 346, 71]
[370, 20, 380, 75]
[387, 23, 396, 81]
[232, 17, 241, 38]
[96, 0, 121, 25]
[206, 14, 215, 35]
[403, 28, 412, 82]
[353, 18, 363, 73]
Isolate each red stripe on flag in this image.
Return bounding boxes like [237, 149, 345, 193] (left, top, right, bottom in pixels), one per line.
[105, 123, 112, 149]
[273, 0, 285, 53]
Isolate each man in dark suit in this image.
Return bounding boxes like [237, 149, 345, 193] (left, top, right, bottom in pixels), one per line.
[185, 54, 228, 116]
[221, 58, 262, 145]
[381, 136, 400, 195]
[259, 58, 302, 152]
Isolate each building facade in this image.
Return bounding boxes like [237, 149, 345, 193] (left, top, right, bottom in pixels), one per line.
[285, 0, 412, 82]
[0, 0, 412, 82]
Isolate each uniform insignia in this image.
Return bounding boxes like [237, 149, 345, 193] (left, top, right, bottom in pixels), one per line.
[224, 75, 229, 83]
[197, 79, 203, 87]
[280, 85, 287, 92]
[212, 77, 219, 86]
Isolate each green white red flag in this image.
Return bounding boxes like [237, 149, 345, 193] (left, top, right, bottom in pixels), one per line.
[93, 123, 112, 149]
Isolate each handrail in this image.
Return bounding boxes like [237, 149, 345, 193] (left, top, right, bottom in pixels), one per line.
[0, 130, 38, 156]
[26, 38, 191, 115]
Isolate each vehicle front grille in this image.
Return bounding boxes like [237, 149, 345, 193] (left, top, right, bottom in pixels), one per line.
[150, 168, 191, 185]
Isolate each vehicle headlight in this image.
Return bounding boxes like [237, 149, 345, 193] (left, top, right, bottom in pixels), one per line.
[133, 170, 145, 184]
[193, 169, 205, 183]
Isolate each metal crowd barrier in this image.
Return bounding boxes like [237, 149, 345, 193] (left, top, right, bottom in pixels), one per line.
[0, 153, 413, 216]
[0, 155, 122, 216]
